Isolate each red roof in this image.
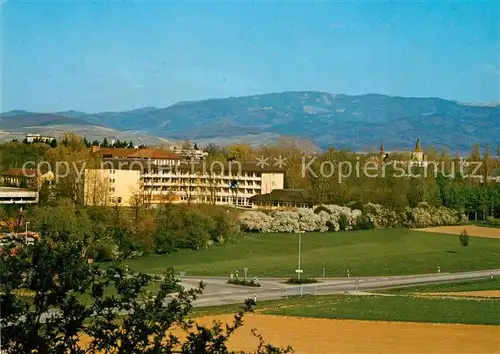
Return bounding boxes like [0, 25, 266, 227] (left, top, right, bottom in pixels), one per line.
[2, 168, 39, 177]
[94, 148, 180, 160]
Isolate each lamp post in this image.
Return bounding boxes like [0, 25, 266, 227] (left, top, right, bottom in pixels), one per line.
[295, 230, 304, 281]
[25, 221, 30, 245]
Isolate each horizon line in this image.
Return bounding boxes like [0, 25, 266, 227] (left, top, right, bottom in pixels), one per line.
[2, 90, 500, 115]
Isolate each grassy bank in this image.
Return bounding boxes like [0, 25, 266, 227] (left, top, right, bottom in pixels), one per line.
[116, 228, 500, 277]
[191, 294, 500, 326]
[382, 277, 500, 294]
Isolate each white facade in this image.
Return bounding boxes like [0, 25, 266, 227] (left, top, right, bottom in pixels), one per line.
[84, 164, 285, 207]
[142, 169, 284, 206]
[0, 187, 39, 205]
[25, 134, 54, 143]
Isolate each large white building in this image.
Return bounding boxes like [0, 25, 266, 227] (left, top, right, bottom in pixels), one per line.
[84, 157, 285, 207]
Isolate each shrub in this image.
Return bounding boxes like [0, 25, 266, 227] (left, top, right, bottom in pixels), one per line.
[239, 211, 272, 232]
[92, 237, 119, 262]
[285, 277, 318, 284]
[460, 229, 469, 247]
[154, 206, 215, 253]
[406, 202, 463, 228]
[227, 278, 261, 287]
[356, 214, 375, 230]
[240, 202, 464, 233]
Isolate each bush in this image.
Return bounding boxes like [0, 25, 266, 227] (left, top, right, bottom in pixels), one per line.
[91, 237, 119, 262]
[460, 229, 469, 247]
[485, 217, 500, 226]
[155, 207, 216, 253]
[285, 277, 318, 284]
[241, 202, 465, 233]
[239, 211, 272, 232]
[406, 202, 463, 228]
[356, 214, 375, 230]
[227, 278, 261, 287]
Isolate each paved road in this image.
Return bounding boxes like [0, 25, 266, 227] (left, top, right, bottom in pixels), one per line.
[181, 269, 500, 307]
[18, 269, 499, 323]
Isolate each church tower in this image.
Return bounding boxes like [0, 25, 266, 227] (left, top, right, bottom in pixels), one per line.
[411, 138, 424, 162]
[379, 140, 389, 164]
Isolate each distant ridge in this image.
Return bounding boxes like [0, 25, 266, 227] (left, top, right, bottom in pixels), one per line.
[1, 91, 499, 152]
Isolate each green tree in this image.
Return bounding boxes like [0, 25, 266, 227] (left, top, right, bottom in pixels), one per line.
[0, 239, 291, 353]
[459, 229, 469, 247]
[469, 143, 481, 161]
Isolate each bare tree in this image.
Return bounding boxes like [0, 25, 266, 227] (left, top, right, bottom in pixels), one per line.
[83, 169, 111, 206]
[129, 186, 145, 221]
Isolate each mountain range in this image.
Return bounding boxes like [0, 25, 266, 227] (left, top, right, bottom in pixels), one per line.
[1, 91, 499, 152]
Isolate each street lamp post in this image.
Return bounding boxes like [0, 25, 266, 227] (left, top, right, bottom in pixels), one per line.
[25, 221, 30, 245]
[295, 230, 304, 281]
[298, 231, 302, 280]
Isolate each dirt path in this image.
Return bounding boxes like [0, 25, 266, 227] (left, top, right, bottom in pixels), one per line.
[191, 314, 500, 354]
[420, 290, 500, 298]
[415, 225, 500, 239]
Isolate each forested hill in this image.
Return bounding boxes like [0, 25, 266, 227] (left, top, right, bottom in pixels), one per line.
[2, 92, 499, 152]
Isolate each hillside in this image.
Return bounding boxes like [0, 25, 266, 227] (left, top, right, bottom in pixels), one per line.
[1, 92, 499, 151]
[0, 112, 169, 146]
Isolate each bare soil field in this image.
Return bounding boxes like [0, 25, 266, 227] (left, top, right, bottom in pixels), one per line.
[421, 290, 500, 298]
[78, 314, 500, 353]
[190, 314, 500, 354]
[416, 225, 500, 239]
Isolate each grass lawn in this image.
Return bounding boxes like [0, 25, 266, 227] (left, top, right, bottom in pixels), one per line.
[191, 294, 500, 326]
[116, 228, 500, 277]
[382, 277, 500, 294]
[473, 221, 500, 229]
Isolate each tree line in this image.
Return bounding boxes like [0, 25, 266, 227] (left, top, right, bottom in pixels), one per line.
[0, 133, 499, 222]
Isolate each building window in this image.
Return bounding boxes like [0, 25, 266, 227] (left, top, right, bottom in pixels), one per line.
[117, 197, 122, 203]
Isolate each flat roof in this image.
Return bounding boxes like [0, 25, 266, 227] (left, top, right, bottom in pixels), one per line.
[100, 159, 286, 173]
[94, 148, 181, 160]
[0, 187, 33, 193]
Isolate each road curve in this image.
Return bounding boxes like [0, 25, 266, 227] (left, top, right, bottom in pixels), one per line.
[186, 269, 500, 307]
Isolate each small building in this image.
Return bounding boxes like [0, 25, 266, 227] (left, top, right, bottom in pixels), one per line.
[249, 189, 314, 209]
[0, 168, 54, 188]
[25, 133, 55, 143]
[0, 187, 39, 206]
[172, 147, 208, 160]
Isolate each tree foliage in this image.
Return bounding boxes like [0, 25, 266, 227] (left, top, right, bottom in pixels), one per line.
[0, 239, 292, 353]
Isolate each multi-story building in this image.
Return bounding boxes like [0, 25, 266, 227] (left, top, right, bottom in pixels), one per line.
[25, 133, 55, 143]
[83, 159, 285, 208]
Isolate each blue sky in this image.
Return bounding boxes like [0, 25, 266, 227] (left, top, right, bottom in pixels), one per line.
[1, 1, 499, 113]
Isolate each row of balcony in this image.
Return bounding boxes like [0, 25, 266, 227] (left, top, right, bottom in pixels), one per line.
[141, 173, 263, 179]
[143, 188, 261, 196]
[141, 180, 262, 187]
